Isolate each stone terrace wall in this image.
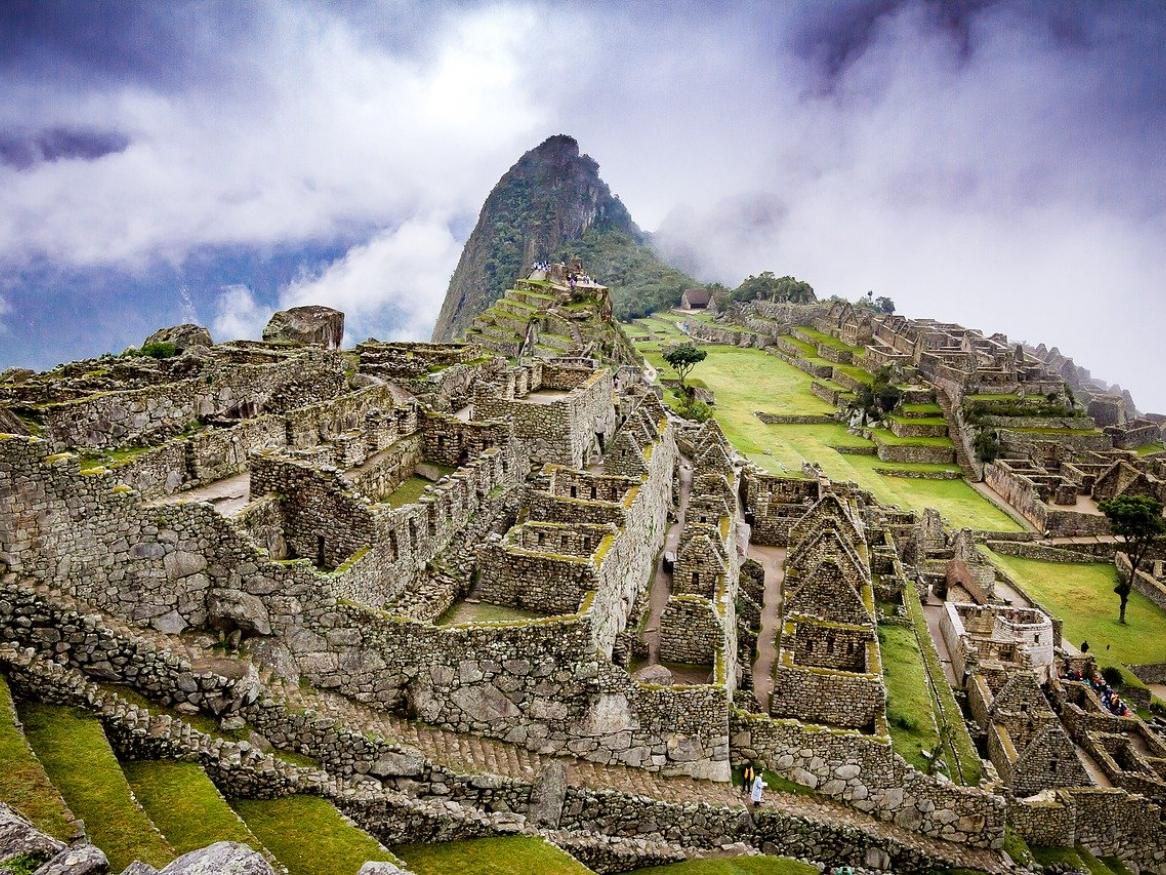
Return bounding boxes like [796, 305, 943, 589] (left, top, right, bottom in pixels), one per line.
[31, 349, 345, 450]
[731, 711, 1005, 849]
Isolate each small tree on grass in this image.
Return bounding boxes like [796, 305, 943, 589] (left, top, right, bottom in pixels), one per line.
[853, 366, 902, 422]
[1099, 495, 1166, 624]
[662, 343, 707, 393]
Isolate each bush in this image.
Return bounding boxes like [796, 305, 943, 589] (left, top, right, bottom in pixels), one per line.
[123, 342, 178, 360]
[974, 429, 1001, 463]
[1102, 665, 1125, 687]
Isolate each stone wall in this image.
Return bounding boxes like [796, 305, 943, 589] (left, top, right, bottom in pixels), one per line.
[475, 369, 614, 468]
[730, 711, 1004, 849]
[659, 595, 721, 665]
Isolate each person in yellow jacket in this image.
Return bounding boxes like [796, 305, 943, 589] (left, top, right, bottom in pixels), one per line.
[741, 763, 756, 794]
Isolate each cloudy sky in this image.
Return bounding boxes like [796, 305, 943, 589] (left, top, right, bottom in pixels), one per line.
[1, 0, 1163, 409]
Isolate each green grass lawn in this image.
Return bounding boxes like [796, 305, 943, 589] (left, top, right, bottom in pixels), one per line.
[873, 431, 954, 447]
[18, 702, 174, 870]
[745, 423, 1020, 532]
[642, 344, 834, 421]
[625, 856, 817, 875]
[1135, 442, 1164, 457]
[796, 326, 861, 354]
[878, 624, 942, 773]
[983, 551, 1166, 665]
[395, 836, 593, 875]
[0, 676, 75, 839]
[232, 796, 399, 875]
[633, 322, 1021, 533]
[1030, 846, 1128, 875]
[900, 402, 943, 415]
[381, 475, 434, 507]
[123, 761, 265, 855]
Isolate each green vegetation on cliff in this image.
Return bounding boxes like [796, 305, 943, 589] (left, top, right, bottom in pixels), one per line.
[553, 227, 698, 320]
[433, 134, 701, 340]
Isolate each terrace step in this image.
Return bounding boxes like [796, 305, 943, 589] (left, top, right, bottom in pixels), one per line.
[10, 583, 1011, 874]
[18, 700, 176, 871]
[122, 760, 279, 868]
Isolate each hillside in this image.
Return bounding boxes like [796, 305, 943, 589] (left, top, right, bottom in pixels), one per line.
[432, 134, 698, 341]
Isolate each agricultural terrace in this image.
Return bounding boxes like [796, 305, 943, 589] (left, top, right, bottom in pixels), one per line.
[630, 316, 1023, 532]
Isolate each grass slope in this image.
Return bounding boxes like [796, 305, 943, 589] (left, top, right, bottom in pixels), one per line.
[232, 795, 399, 875]
[878, 624, 942, 773]
[983, 551, 1166, 665]
[0, 676, 75, 839]
[123, 761, 264, 856]
[625, 856, 818, 874]
[632, 324, 1021, 532]
[395, 836, 594, 875]
[18, 702, 174, 870]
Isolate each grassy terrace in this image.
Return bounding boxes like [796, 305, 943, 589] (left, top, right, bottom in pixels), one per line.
[632, 321, 1023, 532]
[396, 836, 593, 875]
[0, 676, 75, 839]
[983, 550, 1166, 665]
[381, 474, 434, 507]
[873, 431, 954, 448]
[796, 326, 862, 354]
[19, 702, 174, 870]
[1136, 441, 1165, 456]
[626, 856, 817, 875]
[232, 795, 400, 875]
[124, 761, 265, 855]
[900, 402, 943, 415]
[878, 623, 942, 773]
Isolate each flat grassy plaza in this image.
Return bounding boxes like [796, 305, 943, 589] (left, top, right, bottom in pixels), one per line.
[983, 550, 1166, 666]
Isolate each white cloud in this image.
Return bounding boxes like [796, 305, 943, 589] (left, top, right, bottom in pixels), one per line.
[212, 285, 269, 342]
[280, 217, 463, 344]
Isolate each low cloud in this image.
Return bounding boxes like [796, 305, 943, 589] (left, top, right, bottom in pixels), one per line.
[280, 218, 463, 344]
[212, 285, 269, 343]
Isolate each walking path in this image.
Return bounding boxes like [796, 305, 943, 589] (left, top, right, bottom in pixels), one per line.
[152, 472, 250, 517]
[748, 544, 785, 709]
[640, 456, 692, 665]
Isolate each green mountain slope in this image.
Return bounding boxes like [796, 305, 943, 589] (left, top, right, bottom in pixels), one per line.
[432, 134, 698, 340]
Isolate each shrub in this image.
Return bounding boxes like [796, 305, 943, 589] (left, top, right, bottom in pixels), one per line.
[1102, 665, 1125, 687]
[974, 429, 1001, 463]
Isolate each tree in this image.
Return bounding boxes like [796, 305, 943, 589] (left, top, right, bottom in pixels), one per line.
[1098, 495, 1166, 624]
[662, 343, 707, 391]
[853, 366, 901, 422]
[731, 272, 816, 305]
[875, 296, 896, 314]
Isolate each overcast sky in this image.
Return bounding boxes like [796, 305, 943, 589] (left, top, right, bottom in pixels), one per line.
[1, 0, 1163, 409]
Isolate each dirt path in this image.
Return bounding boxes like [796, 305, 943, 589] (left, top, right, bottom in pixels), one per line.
[152, 472, 250, 517]
[641, 456, 692, 664]
[749, 544, 785, 709]
[920, 597, 960, 686]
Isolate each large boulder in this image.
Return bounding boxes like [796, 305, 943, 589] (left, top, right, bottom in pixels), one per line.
[0, 803, 65, 866]
[206, 588, 272, 638]
[33, 842, 109, 874]
[157, 842, 275, 875]
[143, 324, 213, 351]
[262, 306, 344, 349]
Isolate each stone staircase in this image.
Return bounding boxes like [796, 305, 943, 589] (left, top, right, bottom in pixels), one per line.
[935, 386, 982, 480]
[5, 581, 1011, 873]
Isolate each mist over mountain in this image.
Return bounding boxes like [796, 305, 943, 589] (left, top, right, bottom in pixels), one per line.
[432, 135, 695, 341]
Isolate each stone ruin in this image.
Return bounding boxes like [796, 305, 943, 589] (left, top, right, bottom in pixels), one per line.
[3, 293, 1166, 873]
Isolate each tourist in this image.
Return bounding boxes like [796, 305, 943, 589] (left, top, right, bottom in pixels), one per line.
[1081, 640, 1090, 653]
[750, 772, 765, 808]
[741, 762, 755, 794]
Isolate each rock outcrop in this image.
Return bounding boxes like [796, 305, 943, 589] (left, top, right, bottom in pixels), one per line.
[262, 306, 344, 349]
[431, 135, 694, 341]
[143, 324, 213, 352]
[155, 842, 275, 874]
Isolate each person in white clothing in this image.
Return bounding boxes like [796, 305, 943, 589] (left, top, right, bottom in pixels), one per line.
[750, 773, 765, 807]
